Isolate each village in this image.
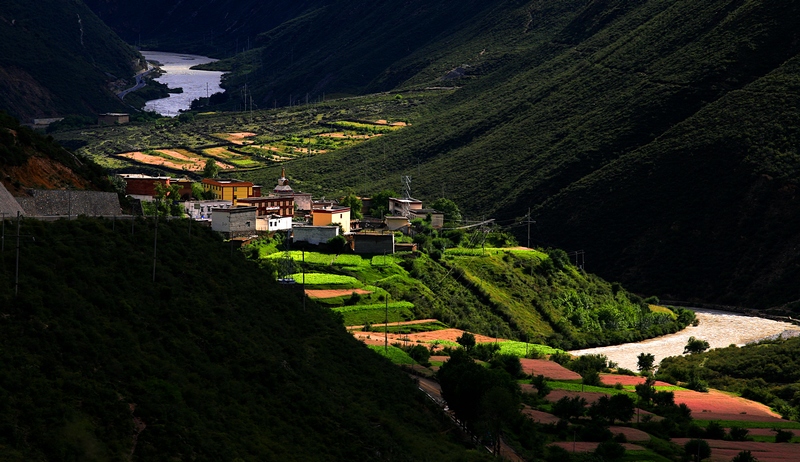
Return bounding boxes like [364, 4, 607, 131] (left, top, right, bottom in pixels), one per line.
[93, 167, 442, 254]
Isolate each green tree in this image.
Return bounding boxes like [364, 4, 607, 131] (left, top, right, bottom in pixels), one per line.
[531, 375, 551, 398]
[368, 189, 397, 218]
[637, 352, 656, 373]
[683, 439, 711, 462]
[552, 395, 587, 421]
[340, 193, 363, 219]
[430, 197, 462, 224]
[684, 337, 710, 354]
[456, 332, 476, 351]
[731, 450, 759, 462]
[203, 158, 220, 178]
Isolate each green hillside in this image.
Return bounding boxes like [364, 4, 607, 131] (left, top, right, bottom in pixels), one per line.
[233, 0, 800, 308]
[0, 217, 488, 461]
[70, 0, 800, 307]
[0, 0, 142, 120]
[258, 243, 693, 350]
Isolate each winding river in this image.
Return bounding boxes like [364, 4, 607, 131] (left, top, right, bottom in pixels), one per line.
[141, 51, 224, 117]
[570, 308, 800, 371]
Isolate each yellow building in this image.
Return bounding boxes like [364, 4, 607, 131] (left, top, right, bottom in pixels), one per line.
[202, 178, 255, 202]
[312, 206, 351, 233]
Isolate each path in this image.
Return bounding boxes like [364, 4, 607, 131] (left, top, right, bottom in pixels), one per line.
[570, 308, 800, 371]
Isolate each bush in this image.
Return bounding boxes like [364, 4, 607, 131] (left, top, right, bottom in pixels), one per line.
[774, 428, 793, 443]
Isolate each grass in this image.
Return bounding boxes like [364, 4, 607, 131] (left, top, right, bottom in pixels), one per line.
[692, 420, 800, 430]
[496, 341, 565, 357]
[546, 380, 630, 396]
[288, 273, 361, 287]
[334, 302, 415, 326]
[368, 345, 417, 365]
[382, 321, 448, 334]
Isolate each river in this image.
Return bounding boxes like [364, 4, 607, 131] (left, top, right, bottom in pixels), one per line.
[141, 51, 224, 117]
[570, 308, 800, 371]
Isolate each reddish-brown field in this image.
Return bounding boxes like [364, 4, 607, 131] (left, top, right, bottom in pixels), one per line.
[305, 288, 372, 299]
[545, 389, 609, 405]
[599, 374, 672, 387]
[672, 439, 800, 462]
[214, 132, 256, 144]
[521, 406, 560, 425]
[520, 359, 581, 380]
[549, 442, 645, 452]
[673, 389, 784, 422]
[608, 426, 651, 442]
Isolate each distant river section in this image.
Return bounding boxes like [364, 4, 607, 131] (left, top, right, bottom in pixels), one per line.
[141, 51, 224, 117]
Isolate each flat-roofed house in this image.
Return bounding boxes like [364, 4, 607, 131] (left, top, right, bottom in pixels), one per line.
[202, 178, 255, 202]
[312, 205, 351, 233]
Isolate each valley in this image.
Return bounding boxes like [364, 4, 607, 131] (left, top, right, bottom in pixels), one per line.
[2, 0, 800, 460]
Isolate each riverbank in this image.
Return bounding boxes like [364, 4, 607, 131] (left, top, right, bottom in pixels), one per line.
[570, 308, 800, 371]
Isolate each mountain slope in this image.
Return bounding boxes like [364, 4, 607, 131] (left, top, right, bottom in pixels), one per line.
[0, 0, 141, 119]
[260, 0, 800, 308]
[79, 0, 800, 307]
[0, 218, 487, 461]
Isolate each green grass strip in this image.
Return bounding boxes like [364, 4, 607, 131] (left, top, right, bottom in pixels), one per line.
[496, 341, 565, 357]
[368, 345, 417, 365]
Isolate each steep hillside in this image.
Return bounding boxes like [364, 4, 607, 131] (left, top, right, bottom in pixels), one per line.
[84, 0, 327, 56]
[0, 112, 114, 195]
[245, 0, 800, 308]
[0, 218, 488, 461]
[73, 0, 800, 307]
[0, 0, 142, 119]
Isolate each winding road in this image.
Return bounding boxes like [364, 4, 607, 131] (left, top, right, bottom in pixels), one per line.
[117, 68, 155, 100]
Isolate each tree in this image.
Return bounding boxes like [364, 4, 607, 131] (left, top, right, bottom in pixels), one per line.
[430, 198, 462, 224]
[552, 395, 587, 421]
[637, 352, 656, 373]
[731, 450, 759, 462]
[683, 439, 711, 462]
[368, 189, 397, 218]
[339, 193, 363, 219]
[684, 337, 710, 354]
[456, 332, 476, 351]
[203, 158, 220, 178]
[531, 375, 551, 398]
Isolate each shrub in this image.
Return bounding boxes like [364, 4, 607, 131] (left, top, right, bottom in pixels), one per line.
[774, 428, 793, 443]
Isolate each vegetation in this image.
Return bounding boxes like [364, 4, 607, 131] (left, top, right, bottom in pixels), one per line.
[0, 217, 488, 460]
[0, 1, 141, 119]
[659, 336, 800, 421]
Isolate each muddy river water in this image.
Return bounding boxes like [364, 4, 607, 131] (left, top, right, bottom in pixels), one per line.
[570, 308, 800, 371]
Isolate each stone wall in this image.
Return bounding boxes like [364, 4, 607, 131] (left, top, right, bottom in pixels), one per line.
[18, 190, 121, 217]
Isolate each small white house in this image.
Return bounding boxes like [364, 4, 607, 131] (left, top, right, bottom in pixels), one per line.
[257, 214, 292, 232]
[183, 200, 232, 220]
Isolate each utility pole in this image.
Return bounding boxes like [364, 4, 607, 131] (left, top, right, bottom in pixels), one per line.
[384, 293, 389, 355]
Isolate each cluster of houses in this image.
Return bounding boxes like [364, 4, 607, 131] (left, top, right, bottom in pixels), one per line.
[119, 168, 444, 254]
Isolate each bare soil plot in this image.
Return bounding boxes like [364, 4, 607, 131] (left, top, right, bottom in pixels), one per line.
[352, 328, 495, 350]
[548, 442, 645, 452]
[673, 389, 784, 422]
[318, 132, 373, 139]
[213, 132, 256, 144]
[117, 149, 234, 171]
[520, 359, 581, 380]
[599, 374, 672, 387]
[545, 389, 610, 405]
[608, 426, 651, 442]
[306, 288, 373, 299]
[522, 407, 560, 425]
[672, 438, 800, 462]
